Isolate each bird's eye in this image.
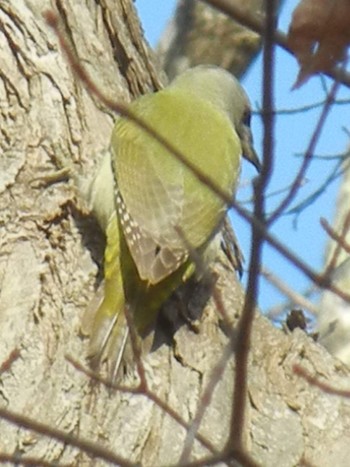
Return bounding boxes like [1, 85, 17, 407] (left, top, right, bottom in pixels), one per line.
[242, 110, 251, 128]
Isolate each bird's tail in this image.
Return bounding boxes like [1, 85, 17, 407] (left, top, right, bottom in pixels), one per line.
[82, 212, 128, 380]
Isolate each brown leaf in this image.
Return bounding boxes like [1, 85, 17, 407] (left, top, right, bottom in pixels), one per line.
[288, 0, 350, 88]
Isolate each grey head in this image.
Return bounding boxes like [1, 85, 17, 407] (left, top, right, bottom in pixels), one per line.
[170, 65, 261, 172]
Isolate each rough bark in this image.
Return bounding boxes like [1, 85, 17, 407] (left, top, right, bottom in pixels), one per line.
[156, 0, 263, 80]
[1, 1, 350, 466]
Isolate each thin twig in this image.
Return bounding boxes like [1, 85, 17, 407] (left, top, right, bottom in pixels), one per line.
[0, 454, 70, 467]
[200, 0, 350, 87]
[66, 355, 218, 454]
[0, 407, 133, 466]
[228, 0, 277, 454]
[269, 80, 341, 224]
[294, 365, 350, 398]
[261, 266, 318, 315]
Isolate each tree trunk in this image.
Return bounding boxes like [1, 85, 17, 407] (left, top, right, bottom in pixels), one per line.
[1, 1, 350, 466]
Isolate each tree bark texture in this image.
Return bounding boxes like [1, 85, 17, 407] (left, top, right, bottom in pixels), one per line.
[156, 0, 263, 80]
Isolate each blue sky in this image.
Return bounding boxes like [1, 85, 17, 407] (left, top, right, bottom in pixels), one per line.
[135, 1, 350, 318]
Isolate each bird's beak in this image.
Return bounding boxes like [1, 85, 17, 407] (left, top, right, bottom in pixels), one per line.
[240, 126, 261, 173]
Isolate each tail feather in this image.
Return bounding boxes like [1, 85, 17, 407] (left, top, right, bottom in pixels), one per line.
[83, 212, 129, 379]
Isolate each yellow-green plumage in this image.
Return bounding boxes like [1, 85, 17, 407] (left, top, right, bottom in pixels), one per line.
[85, 65, 258, 374]
[113, 89, 241, 280]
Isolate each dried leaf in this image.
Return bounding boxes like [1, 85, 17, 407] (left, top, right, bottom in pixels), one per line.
[288, 0, 350, 88]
